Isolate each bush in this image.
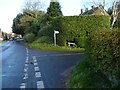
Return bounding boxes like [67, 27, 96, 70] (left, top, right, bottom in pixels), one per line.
[38, 23, 54, 37]
[85, 30, 120, 86]
[74, 37, 86, 48]
[24, 33, 35, 43]
[52, 15, 110, 46]
[35, 36, 53, 44]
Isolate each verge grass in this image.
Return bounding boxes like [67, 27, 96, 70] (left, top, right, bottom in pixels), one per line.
[68, 58, 112, 88]
[23, 41, 85, 51]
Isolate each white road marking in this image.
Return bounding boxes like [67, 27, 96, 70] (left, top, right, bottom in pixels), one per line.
[34, 67, 39, 71]
[24, 67, 28, 72]
[20, 83, 26, 88]
[35, 72, 41, 78]
[33, 59, 37, 63]
[37, 81, 44, 89]
[34, 62, 38, 66]
[25, 60, 29, 63]
[25, 64, 28, 67]
[23, 73, 28, 79]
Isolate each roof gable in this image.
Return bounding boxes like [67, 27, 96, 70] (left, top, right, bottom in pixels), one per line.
[82, 6, 109, 15]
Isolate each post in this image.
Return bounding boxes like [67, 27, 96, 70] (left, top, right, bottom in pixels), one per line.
[54, 31, 56, 46]
[54, 30, 59, 46]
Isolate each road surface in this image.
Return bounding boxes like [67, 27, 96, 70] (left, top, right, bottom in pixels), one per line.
[1, 40, 85, 89]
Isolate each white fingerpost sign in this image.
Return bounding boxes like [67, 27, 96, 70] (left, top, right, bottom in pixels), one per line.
[54, 30, 59, 46]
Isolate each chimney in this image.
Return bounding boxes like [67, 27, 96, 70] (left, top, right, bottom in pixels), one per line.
[81, 9, 83, 14]
[91, 5, 95, 9]
[85, 8, 88, 12]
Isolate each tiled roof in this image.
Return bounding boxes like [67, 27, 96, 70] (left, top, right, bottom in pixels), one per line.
[82, 7, 98, 15]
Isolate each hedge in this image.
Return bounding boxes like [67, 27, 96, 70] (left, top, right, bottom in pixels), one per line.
[85, 29, 120, 86]
[52, 15, 110, 46]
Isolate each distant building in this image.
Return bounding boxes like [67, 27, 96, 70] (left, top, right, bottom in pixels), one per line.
[80, 5, 109, 16]
[0, 28, 3, 41]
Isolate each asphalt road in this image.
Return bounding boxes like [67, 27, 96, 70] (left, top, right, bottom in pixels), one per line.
[1, 40, 85, 89]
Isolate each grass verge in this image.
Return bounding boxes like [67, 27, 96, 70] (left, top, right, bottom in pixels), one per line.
[22, 41, 85, 51]
[67, 58, 112, 88]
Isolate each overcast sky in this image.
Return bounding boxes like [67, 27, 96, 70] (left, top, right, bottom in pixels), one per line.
[0, 0, 113, 33]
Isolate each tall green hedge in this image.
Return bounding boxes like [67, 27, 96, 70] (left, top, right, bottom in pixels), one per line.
[85, 29, 120, 86]
[52, 15, 110, 46]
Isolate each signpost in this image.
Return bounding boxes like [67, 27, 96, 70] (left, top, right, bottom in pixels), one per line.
[54, 30, 59, 46]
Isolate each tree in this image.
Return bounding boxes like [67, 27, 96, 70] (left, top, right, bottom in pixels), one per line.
[46, 0, 63, 21]
[111, 0, 120, 28]
[12, 0, 45, 37]
[21, 9, 44, 35]
[23, 0, 45, 11]
[12, 13, 25, 37]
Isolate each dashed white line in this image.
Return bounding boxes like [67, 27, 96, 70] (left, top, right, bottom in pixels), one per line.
[25, 64, 28, 67]
[35, 72, 41, 78]
[20, 83, 26, 89]
[34, 62, 38, 66]
[34, 67, 39, 71]
[23, 73, 28, 79]
[37, 81, 44, 89]
[33, 59, 37, 63]
[25, 60, 29, 64]
[24, 67, 28, 72]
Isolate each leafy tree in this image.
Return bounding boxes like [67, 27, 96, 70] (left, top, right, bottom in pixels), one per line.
[21, 9, 44, 35]
[12, 13, 24, 37]
[12, 0, 45, 37]
[12, 4, 45, 37]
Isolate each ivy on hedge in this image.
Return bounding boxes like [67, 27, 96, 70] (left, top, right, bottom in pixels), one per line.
[52, 15, 110, 46]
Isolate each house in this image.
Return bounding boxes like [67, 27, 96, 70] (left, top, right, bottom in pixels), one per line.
[80, 5, 109, 16]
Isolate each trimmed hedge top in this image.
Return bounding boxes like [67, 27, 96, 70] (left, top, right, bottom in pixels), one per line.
[52, 15, 110, 46]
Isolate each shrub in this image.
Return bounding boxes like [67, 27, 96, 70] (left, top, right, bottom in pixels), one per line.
[35, 36, 53, 44]
[24, 33, 35, 43]
[74, 37, 86, 48]
[68, 58, 111, 88]
[85, 29, 120, 86]
[38, 24, 53, 37]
